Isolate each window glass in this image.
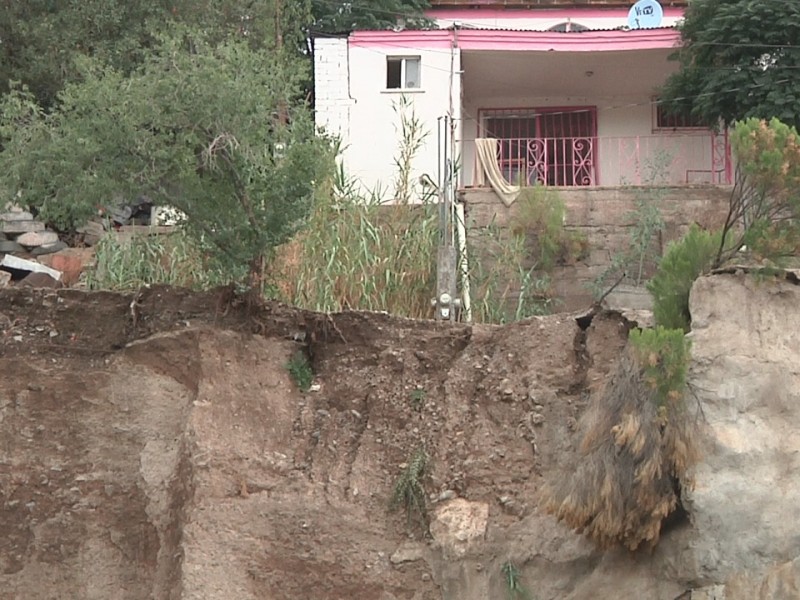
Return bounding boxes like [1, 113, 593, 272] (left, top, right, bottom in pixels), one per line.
[404, 58, 420, 88]
[655, 102, 706, 129]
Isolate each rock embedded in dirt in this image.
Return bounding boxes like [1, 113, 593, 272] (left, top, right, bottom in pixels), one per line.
[18, 272, 63, 288]
[430, 499, 489, 559]
[390, 542, 426, 564]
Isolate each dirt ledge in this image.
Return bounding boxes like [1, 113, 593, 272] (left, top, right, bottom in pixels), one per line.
[0, 285, 632, 600]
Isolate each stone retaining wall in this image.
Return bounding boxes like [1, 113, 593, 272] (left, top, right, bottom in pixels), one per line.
[461, 185, 731, 312]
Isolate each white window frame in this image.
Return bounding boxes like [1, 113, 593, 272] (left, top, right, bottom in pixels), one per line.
[385, 56, 422, 91]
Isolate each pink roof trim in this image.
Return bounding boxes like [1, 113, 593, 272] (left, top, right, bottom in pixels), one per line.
[349, 28, 681, 52]
[427, 7, 684, 19]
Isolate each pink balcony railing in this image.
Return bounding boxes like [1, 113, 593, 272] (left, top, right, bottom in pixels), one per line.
[488, 132, 731, 187]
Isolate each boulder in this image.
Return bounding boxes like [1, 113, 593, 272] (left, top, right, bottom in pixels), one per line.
[430, 499, 489, 559]
[671, 273, 800, 594]
[16, 230, 60, 248]
[37, 248, 95, 286]
[0, 240, 24, 254]
[77, 220, 107, 246]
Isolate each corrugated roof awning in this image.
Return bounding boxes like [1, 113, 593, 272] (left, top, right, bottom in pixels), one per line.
[350, 26, 680, 52]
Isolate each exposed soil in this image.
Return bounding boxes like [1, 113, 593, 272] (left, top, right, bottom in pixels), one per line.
[0, 285, 634, 599]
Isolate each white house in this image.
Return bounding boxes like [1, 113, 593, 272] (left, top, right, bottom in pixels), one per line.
[314, 0, 732, 199]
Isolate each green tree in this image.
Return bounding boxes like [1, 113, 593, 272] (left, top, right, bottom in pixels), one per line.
[0, 0, 165, 106]
[0, 30, 334, 289]
[661, 0, 800, 129]
[715, 117, 800, 265]
[0, 1, 432, 108]
[310, 0, 431, 33]
[0, 0, 311, 107]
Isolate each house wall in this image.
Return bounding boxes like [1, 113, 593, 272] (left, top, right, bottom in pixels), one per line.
[314, 8, 694, 195]
[315, 39, 459, 199]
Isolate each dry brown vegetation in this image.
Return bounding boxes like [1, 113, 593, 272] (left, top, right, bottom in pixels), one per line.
[542, 351, 700, 551]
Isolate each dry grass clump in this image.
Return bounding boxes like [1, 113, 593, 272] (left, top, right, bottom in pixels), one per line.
[542, 342, 699, 551]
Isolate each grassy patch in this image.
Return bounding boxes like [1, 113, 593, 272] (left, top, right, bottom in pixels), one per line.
[286, 350, 314, 392]
[409, 387, 426, 412]
[86, 229, 229, 290]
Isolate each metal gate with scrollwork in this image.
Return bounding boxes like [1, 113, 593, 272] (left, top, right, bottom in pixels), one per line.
[480, 107, 598, 186]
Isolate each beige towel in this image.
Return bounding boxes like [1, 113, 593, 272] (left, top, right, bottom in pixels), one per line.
[474, 138, 521, 207]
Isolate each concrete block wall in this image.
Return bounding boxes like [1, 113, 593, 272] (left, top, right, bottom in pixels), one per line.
[313, 38, 353, 140]
[462, 186, 731, 312]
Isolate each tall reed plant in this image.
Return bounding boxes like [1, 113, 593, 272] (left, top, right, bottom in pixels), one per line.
[270, 190, 439, 317]
[86, 230, 230, 290]
[267, 95, 439, 317]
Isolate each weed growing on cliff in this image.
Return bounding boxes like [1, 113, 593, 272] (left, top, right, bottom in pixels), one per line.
[286, 350, 314, 392]
[409, 388, 427, 412]
[542, 330, 698, 551]
[468, 191, 576, 323]
[389, 447, 430, 532]
[501, 561, 533, 600]
[468, 217, 554, 323]
[648, 224, 722, 331]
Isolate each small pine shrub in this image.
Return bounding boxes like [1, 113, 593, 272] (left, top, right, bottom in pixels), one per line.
[629, 327, 691, 410]
[647, 224, 722, 331]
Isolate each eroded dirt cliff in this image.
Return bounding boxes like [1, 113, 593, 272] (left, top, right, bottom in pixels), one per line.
[1, 275, 798, 599]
